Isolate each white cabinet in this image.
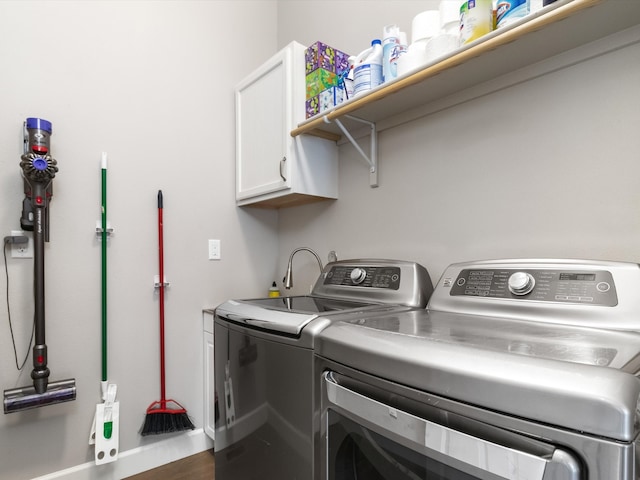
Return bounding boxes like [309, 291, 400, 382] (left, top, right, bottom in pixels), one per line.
[236, 41, 338, 208]
[203, 310, 215, 440]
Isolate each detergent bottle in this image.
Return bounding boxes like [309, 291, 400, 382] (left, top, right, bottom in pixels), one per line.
[268, 281, 280, 297]
[382, 25, 407, 83]
[496, 0, 530, 28]
[460, 0, 493, 45]
[382, 25, 398, 82]
[353, 39, 383, 96]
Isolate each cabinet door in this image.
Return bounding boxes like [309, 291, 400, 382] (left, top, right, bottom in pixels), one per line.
[203, 313, 215, 440]
[236, 47, 292, 200]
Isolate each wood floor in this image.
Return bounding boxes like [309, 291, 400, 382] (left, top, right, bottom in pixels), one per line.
[124, 449, 215, 480]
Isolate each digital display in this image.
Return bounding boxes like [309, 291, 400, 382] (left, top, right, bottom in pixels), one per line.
[559, 273, 596, 281]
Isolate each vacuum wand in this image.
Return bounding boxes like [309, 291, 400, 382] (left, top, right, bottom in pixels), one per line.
[3, 118, 75, 414]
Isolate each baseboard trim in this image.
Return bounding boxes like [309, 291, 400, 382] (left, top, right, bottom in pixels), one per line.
[32, 429, 214, 480]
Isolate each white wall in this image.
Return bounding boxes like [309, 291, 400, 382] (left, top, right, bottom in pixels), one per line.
[1, 1, 638, 478]
[0, 2, 279, 479]
[276, 2, 640, 292]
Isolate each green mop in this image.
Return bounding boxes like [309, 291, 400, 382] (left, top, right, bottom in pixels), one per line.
[89, 152, 119, 464]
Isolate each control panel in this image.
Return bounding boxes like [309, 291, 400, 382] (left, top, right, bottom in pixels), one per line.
[449, 268, 617, 306]
[324, 265, 401, 290]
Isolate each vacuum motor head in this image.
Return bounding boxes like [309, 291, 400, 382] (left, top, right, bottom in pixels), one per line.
[21, 117, 58, 184]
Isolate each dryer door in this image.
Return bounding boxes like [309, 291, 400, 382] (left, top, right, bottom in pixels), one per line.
[322, 372, 582, 480]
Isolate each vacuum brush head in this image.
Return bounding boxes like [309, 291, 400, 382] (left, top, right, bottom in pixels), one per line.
[3, 379, 76, 414]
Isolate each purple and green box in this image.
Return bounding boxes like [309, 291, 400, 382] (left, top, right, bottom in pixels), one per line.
[305, 41, 350, 77]
[306, 68, 338, 99]
[306, 85, 346, 119]
[304, 41, 350, 118]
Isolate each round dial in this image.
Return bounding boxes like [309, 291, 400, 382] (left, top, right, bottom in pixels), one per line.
[508, 272, 535, 296]
[350, 267, 367, 285]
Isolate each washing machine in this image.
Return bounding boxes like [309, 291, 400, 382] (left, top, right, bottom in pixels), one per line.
[214, 259, 433, 480]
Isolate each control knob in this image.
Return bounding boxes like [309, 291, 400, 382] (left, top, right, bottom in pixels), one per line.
[350, 267, 367, 285]
[508, 272, 535, 296]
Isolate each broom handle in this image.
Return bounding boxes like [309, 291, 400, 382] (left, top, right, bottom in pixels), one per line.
[157, 190, 166, 405]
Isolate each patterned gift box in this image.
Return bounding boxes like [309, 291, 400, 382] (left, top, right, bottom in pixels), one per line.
[305, 41, 350, 76]
[306, 68, 337, 99]
[305, 96, 320, 119]
[304, 41, 351, 118]
[334, 50, 350, 77]
[319, 86, 345, 112]
[306, 85, 346, 119]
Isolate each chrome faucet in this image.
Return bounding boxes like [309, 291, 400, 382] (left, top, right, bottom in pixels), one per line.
[283, 247, 324, 290]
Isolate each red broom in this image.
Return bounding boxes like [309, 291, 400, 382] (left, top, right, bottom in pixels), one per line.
[141, 190, 195, 436]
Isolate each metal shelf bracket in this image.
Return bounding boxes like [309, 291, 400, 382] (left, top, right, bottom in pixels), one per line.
[324, 115, 378, 187]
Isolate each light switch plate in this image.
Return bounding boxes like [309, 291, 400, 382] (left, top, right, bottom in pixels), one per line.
[208, 239, 220, 260]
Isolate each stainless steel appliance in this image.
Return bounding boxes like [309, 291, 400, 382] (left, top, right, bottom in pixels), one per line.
[214, 259, 433, 480]
[316, 259, 640, 480]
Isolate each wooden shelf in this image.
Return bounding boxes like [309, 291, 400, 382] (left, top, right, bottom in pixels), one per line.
[291, 0, 640, 140]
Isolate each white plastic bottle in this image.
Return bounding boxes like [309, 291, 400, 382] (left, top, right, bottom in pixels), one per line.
[344, 55, 356, 99]
[387, 31, 407, 81]
[382, 25, 399, 82]
[382, 25, 407, 83]
[496, 0, 530, 28]
[353, 39, 383, 96]
[460, 0, 493, 45]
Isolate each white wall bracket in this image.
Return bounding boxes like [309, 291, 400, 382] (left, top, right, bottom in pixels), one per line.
[324, 115, 378, 187]
[154, 275, 170, 289]
[95, 220, 114, 239]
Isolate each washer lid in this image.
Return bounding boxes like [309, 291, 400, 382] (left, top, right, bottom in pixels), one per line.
[215, 296, 386, 335]
[215, 299, 318, 335]
[239, 295, 375, 314]
[316, 310, 640, 441]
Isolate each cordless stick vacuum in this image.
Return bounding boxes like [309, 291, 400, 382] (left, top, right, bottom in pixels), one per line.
[3, 118, 76, 414]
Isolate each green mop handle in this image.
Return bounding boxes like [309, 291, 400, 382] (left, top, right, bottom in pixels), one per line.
[101, 154, 114, 439]
[101, 153, 108, 385]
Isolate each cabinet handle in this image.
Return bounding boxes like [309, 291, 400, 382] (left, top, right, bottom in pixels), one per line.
[279, 156, 287, 182]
